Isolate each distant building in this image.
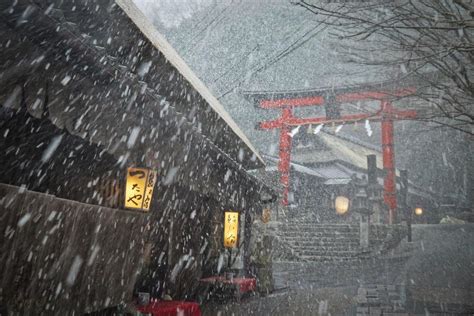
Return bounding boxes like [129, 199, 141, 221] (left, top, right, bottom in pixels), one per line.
[253, 132, 438, 223]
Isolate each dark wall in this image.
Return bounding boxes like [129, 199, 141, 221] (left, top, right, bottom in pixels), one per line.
[0, 183, 150, 314]
[140, 177, 264, 300]
[136, 184, 216, 300]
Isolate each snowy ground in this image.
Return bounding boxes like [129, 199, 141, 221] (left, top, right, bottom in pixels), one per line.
[202, 224, 474, 315]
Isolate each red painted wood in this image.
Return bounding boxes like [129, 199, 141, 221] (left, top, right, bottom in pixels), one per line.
[283, 113, 376, 126]
[199, 276, 257, 293]
[278, 108, 293, 205]
[259, 119, 284, 129]
[260, 95, 324, 108]
[257, 88, 416, 109]
[137, 300, 201, 316]
[381, 101, 397, 224]
[255, 87, 417, 218]
[336, 88, 416, 103]
[257, 110, 417, 130]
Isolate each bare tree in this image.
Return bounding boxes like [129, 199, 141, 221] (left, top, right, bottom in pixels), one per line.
[296, 0, 474, 136]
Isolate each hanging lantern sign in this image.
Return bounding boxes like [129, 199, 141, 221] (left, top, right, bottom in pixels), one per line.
[142, 170, 157, 210]
[224, 211, 239, 248]
[125, 167, 157, 211]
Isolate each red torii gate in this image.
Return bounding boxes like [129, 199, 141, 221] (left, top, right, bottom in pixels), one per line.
[252, 88, 417, 224]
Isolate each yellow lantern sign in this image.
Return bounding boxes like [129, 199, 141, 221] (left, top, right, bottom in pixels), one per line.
[125, 167, 157, 211]
[224, 211, 239, 248]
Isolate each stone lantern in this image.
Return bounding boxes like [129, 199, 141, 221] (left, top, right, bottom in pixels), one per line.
[367, 182, 384, 203]
[349, 174, 373, 249]
[350, 174, 372, 217]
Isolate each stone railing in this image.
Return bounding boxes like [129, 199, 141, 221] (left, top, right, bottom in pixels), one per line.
[369, 224, 408, 255]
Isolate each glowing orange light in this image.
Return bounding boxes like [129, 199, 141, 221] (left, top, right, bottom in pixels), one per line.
[224, 211, 239, 248]
[125, 167, 157, 211]
[415, 207, 423, 216]
[335, 196, 350, 215]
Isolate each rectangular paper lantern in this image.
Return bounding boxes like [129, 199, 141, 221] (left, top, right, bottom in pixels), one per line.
[125, 167, 157, 211]
[224, 211, 239, 248]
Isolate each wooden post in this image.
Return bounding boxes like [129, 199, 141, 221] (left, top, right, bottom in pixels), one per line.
[278, 108, 293, 205]
[382, 101, 397, 224]
[243, 210, 252, 276]
[400, 170, 412, 242]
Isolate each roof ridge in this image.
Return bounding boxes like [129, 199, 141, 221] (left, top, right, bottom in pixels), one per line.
[117, 0, 264, 167]
[322, 131, 381, 152]
[241, 71, 439, 98]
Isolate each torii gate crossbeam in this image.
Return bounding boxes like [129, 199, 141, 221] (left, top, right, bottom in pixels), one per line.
[256, 88, 417, 224]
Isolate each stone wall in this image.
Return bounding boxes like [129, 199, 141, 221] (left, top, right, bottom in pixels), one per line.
[0, 184, 150, 314]
[369, 224, 408, 254]
[250, 220, 276, 294]
[273, 256, 409, 290]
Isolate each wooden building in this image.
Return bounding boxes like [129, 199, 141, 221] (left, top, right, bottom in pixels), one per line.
[0, 0, 274, 313]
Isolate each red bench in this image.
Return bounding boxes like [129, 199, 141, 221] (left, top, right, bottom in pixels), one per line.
[136, 300, 201, 316]
[199, 276, 256, 302]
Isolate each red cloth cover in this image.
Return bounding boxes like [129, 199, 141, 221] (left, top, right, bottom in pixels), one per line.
[199, 276, 256, 293]
[137, 300, 201, 316]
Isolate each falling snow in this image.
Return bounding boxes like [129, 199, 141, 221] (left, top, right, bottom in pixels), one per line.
[0, 0, 473, 314]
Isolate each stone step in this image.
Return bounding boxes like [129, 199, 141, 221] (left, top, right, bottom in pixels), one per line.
[278, 232, 359, 239]
[280, 231, 359, 236]
[284, 238, 359, 244]
[280, 228, 359, 233]
[273, 222, 377, 262]
[281, 239, 359, 245]
[279, 224, 359, 231]
[280, 223, 359, 228]
[290, 248, 361, 255]
[280, 232, 360, 237]
[280, 223, 358, 227]
[277, 231, 359, 238]
[282, 242, 359, 248]
[278, 227, 360, 233]
[299, 255, 368, 262]
[297, 249, 361, 255]
[290, 245, 361, 252]
[280, 222, 358, 225]
[279, 219, 359, 227]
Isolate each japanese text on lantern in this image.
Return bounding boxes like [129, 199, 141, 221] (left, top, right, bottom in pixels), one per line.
[125, 168, 157, 211]
[224, 211, 239, 248]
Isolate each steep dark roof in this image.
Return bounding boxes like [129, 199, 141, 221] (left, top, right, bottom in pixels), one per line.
[0, 104, 119, 191]
[0, 0, 264, 170]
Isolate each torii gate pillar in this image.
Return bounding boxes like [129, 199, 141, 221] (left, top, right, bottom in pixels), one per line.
[278, 107, 293, 205]
[381, 101, 397, 224]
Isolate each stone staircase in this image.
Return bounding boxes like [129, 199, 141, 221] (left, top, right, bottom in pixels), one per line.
[275, 221, 371, 262]
[356, 284, 408, 316]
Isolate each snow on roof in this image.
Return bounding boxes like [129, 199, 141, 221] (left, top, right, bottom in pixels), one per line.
[266, 153, 434, 199]
[264, 154, 324, 178]
[324, 178, 352, 185]
[116, 0, 264, 166]
[292, 132, 391, 172]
